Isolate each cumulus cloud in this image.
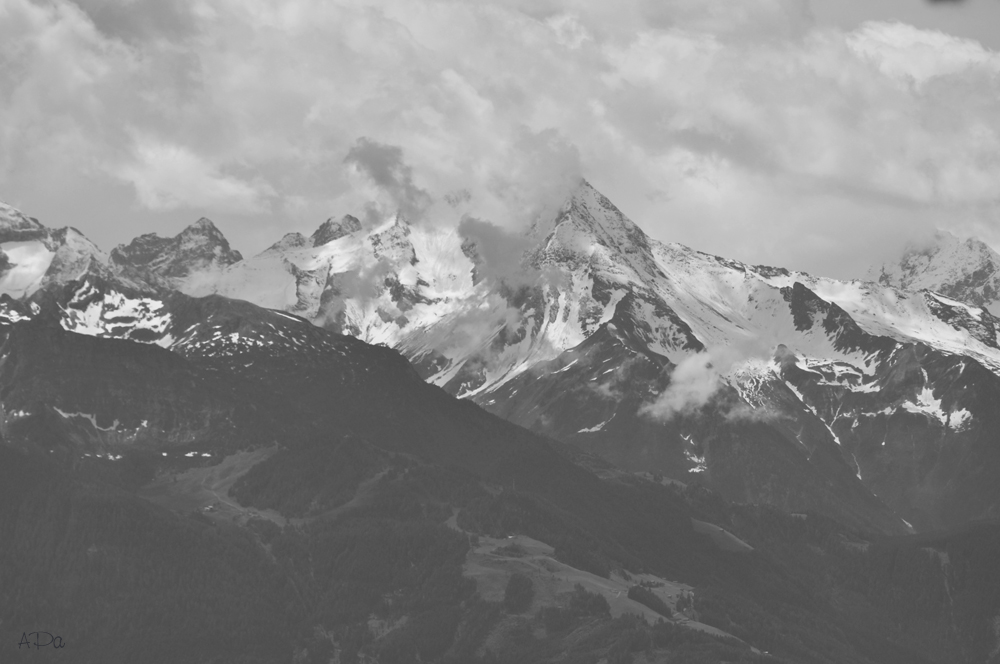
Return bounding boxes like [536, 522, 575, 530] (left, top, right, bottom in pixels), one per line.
[116, 136, 273, 213]
[310, 258, 393, 332]
[68, 0, 199, 43]
[639, 337, 775, 421]
[485, 127, 584, 227]
[848, 20, 1000, 84]
[2, 0, 1000, 276]
[344, 137, 432, 222]
[457, 216, 535, 285]
[638, 349, 729, 421]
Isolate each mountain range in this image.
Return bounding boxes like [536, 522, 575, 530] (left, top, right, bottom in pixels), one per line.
[6, 182, 1000, 532]
[3, 184, 1000, 663]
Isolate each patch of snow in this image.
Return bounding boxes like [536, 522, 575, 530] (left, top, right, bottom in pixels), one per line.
[578, 413, 614, 433]
[552, 358, 579, 374]
[52, 406, 119, 431]
[901, 387, 948, 425]
[684, 449, 707, 473]
[949, 408, 973, 430]
[0, 241, 55, 296]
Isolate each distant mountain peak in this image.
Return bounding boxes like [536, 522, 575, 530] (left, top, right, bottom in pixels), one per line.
[873, 229, 1000, 314]
[0, 200, 49, 242]
[558, 179, 647, 241]
[111, 217, 242, 287]
[529, 179, 654, 281]
[190, 216, 216, 229]
[178, 217, 232, 243]
[391, 210, 412, 228]
[311, 215, 362, 246]
[367, 213, 415, 264]
[0, 200, 43, 228]
[263, 232, 309, 254]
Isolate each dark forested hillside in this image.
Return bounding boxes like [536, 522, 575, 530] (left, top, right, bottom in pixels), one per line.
[1, 296, 999, 663]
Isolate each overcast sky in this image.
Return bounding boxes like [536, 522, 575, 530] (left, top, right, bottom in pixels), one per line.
[2, 0, 1000, 279]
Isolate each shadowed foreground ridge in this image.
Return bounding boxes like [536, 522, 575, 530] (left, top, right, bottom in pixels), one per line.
[0, 286, 999, 663]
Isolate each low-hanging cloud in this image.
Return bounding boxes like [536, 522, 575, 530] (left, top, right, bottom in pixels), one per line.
[639, 337, 776, 421]
[638, 349, 728, 421]
[344, 137, 433, 223]
[116, 136, 274, 214]
[317, 258, 399, 327]
[401, 295, 528, 374]
[486, 127, 584, 228]
[457, 216, 536, 286]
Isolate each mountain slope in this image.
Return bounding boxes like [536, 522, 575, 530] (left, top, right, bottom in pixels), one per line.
[3, 283, 997, 663]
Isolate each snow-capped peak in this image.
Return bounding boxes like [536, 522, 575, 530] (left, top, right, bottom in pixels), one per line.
[188, 217, 219, 231]
[0, 199, 49, 242]
[0, 200, 114, 297]
[872, 230, 1000, 315]
[533, 179, 650, 252]
[262, 233, 310, 255]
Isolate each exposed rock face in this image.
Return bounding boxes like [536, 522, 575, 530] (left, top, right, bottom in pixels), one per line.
[109, 217, 243, 291]
[311, 214, 362, 246]
[263, 233, 310, 254]
[46, 227, 111, 284]
[367, 214, 416, 264]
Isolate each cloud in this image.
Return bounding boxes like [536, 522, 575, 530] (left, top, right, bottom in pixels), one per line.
[638, 337, 775, 421]
[847, 20, 1000, 85]
[401, 296, 527, 371]
[580, 353, 645, 401]
[638, 349, 728, 421]
[68, 0, 198, 43]
[457, 216, 535, 285]
[344, 137, 432, 222]
[116, 136, 273, 213]
[485, 127, 584, 226]
[1, 0, 1000, 276]
[311, 256, 400, 323]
